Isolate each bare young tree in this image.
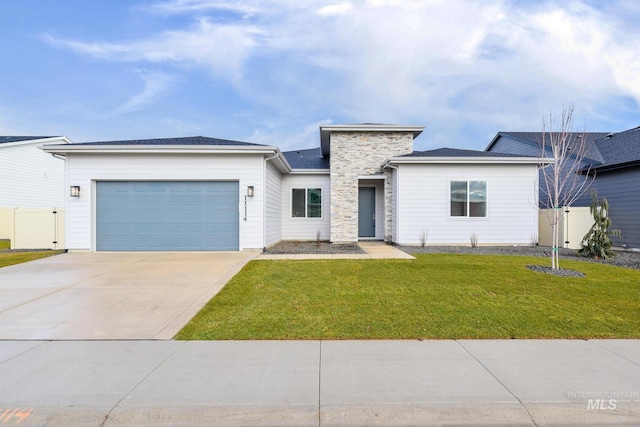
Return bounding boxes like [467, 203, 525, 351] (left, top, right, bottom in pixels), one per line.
[538, 104, 594, 269]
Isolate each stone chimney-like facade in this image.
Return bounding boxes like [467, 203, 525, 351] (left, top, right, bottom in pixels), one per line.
[323, 126, 421, 243]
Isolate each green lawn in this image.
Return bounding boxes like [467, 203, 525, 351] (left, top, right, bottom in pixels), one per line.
[0, 251, 64, 268]
[176, 254, 640, 340]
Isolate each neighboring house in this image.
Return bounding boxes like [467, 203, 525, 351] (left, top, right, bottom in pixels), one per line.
[0, 136, 71, 249]
[486, 127, 640, 249]
[41, 125, 543, 252]
[0, 136, 72, 208]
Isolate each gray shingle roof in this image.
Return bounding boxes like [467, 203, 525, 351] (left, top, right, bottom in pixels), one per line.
[496, 131, 610, 164]
[494, 128, 640, 171]
[591, 126, 640, 170]
[0, 136, 54, 144]
[282, 147, 329, 169]
[499, 131, 610, 145]
[402, 147, 537, 158]
[72, 136, 264, 146]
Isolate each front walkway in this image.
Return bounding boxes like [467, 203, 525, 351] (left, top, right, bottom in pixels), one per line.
[259, 241, 415, 260]
[0, 339, 638, 426]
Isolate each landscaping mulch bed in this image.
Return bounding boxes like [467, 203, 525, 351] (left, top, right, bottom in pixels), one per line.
[265, 241, 366, 254]
[399, 245, 640, 271]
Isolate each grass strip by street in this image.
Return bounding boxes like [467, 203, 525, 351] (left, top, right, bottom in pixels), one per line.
[176, 254, 640, 340]
[0, 251, 64, 268]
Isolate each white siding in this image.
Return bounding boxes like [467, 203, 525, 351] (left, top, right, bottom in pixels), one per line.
[281, 174, 331, 240]
[391, 168, 399, 242]
[264, 160, 282, 247]
[66, 153, 265, 251]
[0, 142, 65, 208]
[395, 163, 539, 245]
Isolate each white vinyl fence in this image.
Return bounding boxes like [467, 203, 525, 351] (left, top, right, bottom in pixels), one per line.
[0, 207, 65, 250]
[538, 206, 592, 250]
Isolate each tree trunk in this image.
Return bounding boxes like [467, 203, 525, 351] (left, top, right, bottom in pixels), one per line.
[551, 214, 557, 269]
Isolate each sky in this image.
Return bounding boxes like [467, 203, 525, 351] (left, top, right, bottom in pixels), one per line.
[1, 0, 639, 152]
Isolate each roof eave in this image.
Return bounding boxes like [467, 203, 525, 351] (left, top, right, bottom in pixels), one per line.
[581, 159, 640, 174]
[2, 136, 72, 148]
[289, 169, 330, 175]
[383, 156, 552, 167]
[483, 132, 505, 151]
[268, 148, 293, 173]
[40, 144, 279, 155]
[320, 124, 425, 156]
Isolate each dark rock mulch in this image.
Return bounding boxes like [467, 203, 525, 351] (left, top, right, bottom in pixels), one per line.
[398, 245, 640, 271]
[265, 241, 365, 254]
[526, 265, 586, 277]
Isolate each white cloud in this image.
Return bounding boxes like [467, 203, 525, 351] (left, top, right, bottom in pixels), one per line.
[43, 18, 260, 83]
[144, 0, 260, 17]
[318, 3, 354, 16]
[110, 70, 176, 115]
[41, 0, 640, 147]
[245, 119, 333, 151]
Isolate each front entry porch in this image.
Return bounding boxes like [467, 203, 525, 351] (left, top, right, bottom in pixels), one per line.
[358, 178, 384, 240]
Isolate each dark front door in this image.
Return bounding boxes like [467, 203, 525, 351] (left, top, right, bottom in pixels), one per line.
[358, 187, 376, 238]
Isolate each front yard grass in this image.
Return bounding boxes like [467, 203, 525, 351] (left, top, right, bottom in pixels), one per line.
[0, 251, 64, 268]
[176, 254, 640, 340]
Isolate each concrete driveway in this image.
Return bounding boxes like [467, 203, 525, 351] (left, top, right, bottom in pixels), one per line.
[0, 251, 256, 340]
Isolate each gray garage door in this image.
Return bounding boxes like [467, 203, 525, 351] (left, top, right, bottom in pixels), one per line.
[96, 181, 239, 251]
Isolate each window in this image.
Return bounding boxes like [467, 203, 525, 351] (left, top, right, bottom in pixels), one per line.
[450, 181, 486, 217]
[292, 188, 322, 218]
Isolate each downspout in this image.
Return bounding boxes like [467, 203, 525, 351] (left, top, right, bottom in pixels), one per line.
[264, 151, 280, 164]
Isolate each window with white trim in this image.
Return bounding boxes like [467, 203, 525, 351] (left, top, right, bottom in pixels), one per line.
[292, 188, 322, 218]
[450, 181, 487, 217]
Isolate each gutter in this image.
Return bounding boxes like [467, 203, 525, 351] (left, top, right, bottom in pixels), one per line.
[289, 169, 330, 175]
[264, 149, 292, 173]
[39, 144, 282, 155]
[383, 156, 551, 166]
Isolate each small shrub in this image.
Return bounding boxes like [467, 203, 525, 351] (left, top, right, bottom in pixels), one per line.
[419, 229, 428, 248]
[579, 190, 621, 259]
[316, 230, 322, 249]
[470, 233, 478, 248]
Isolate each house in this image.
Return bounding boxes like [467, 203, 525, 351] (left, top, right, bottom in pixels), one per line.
[0, 136, 71, 249]
[486, 127, 640, 249]
[40, 124, 543, 251]
[1, 136, 72, 208]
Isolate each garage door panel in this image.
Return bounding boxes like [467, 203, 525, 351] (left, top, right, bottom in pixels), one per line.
[96, 181, 239, 251]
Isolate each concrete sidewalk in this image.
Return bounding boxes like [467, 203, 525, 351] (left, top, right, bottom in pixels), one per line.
[0, 339, 638, 426]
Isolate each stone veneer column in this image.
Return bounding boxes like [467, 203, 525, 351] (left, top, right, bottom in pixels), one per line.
[384, 169, 394, 243]
[329, 131, 414, 243]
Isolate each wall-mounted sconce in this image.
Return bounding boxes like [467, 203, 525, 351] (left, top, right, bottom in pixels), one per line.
[247, 185, 254, 197]
[70, 186, 80, 197]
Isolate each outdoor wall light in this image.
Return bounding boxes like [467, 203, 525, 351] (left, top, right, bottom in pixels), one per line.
[247, 186, 255, 197]
[70, 186, 80, 197]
